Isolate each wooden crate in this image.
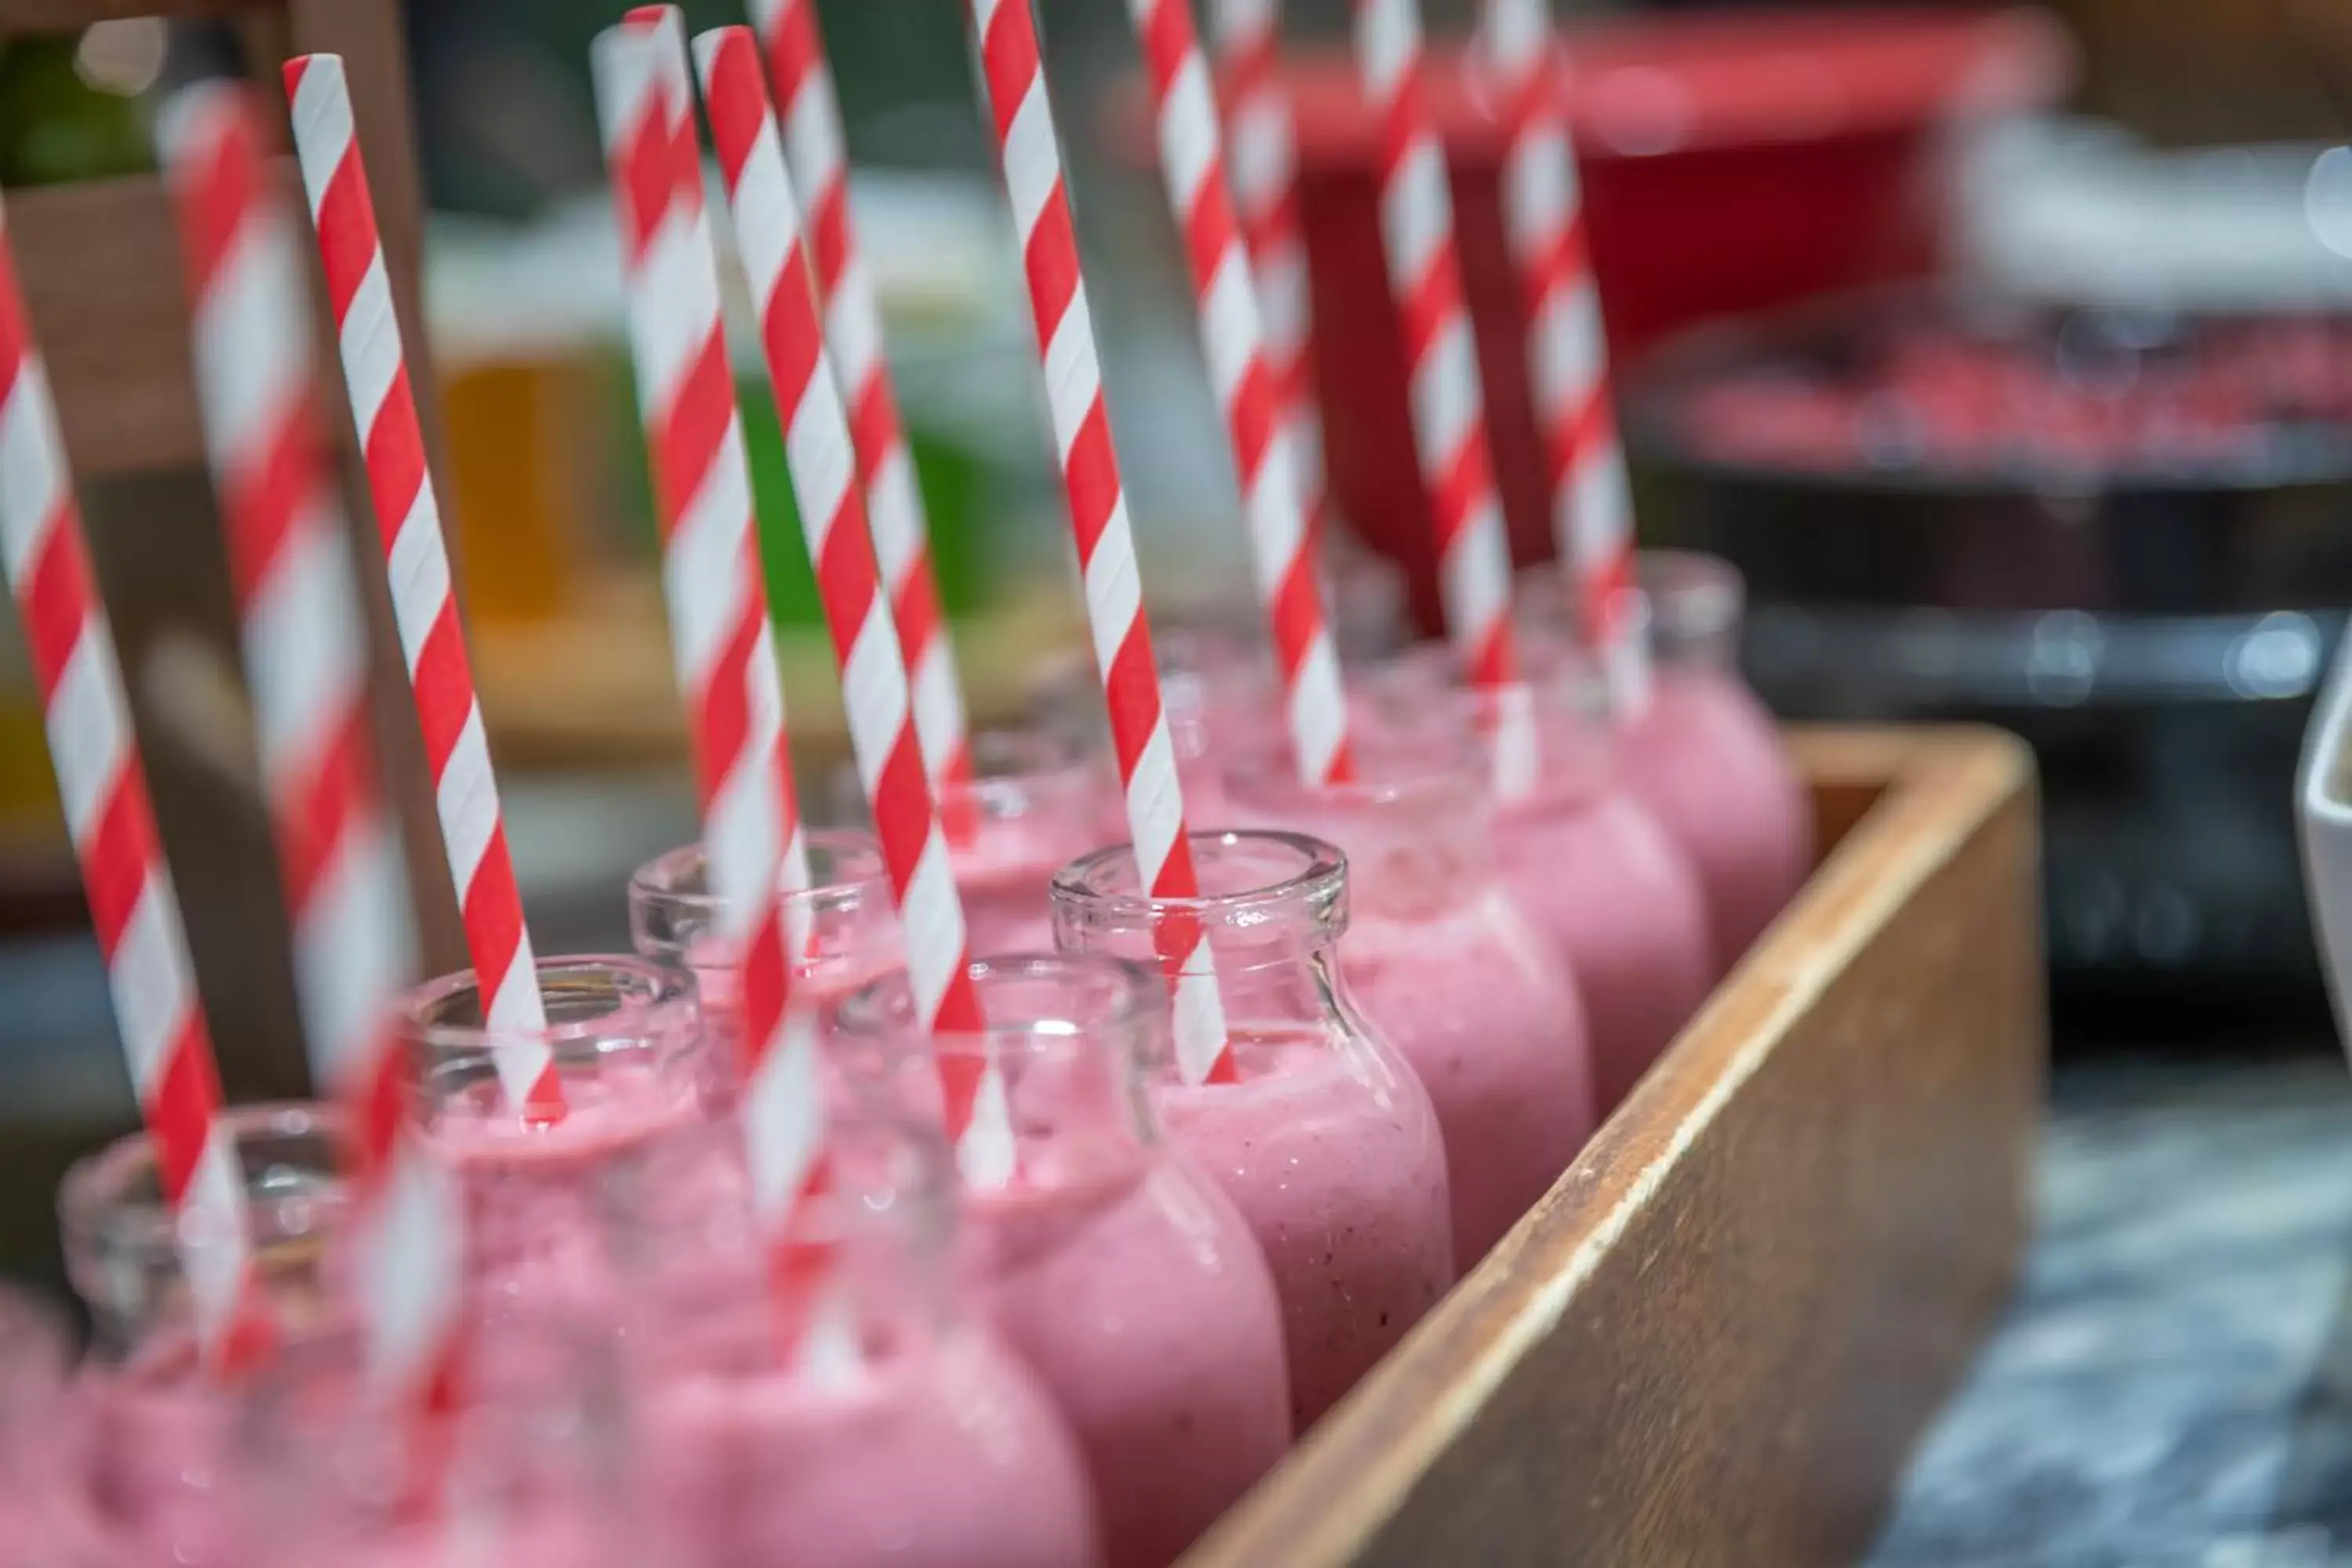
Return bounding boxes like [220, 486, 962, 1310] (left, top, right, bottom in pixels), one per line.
[1185, 725, 2045, 1568]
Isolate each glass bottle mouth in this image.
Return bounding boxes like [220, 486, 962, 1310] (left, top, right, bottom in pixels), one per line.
[629, 828, 890, 964]
[1221, 743, 1497, 920]
[835, 952, 1162, 1051]
[1348, 654, 1619, 809]
[1027, 626, 1282, 758]
[401, 954, 691, 1058]
[949, 726, 1115, 826]
[57, 1102, 349, 1345]
[1051, 829, 1348, 945]
[1639, 548, 1746, 664]
[58, 1101, 346, 1265]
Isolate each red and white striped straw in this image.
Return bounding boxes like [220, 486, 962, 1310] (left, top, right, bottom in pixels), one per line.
[746, 0, 976, 815]
[0, 192, 263, 1374]
[1353, 0, 1537, 794]
[968, 0, 1232, 1086]
[1481, 0, 1646, 713]
[1208, 0, 1327, 558]
[586, 21, 834, 1291]
[659, 15, 1016, 1186]
[166, 78, 456, 1408]
[277, 63, 561, 1124]
[1127, 0, 1353, 788]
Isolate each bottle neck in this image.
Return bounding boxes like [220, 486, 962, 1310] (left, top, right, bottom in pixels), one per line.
[1225, 750, 1501, 925]
[835, 955, 1164, 1185]
[1051, 831, 1359, 1068]
[630, 829, 900, 1013]
[1640, 549, 1745, 673]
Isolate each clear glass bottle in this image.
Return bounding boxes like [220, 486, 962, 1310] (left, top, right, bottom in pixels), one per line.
[1027, 626, 1283, 829]
[838, 729, 1123, 959]
[1225, 735, 1595, 1270]
[601, 1102, 1104, 1568]
[1365, 656, 1716, 1118]
[397, 956, 715, 1321]
[835, 953, 1290, 1568]
[1050, 835, 1455, 1429]
[1620, 550, 1813, 967]
[235, 1310, 642, 1568]
[58, 1102, 351, 1567]
[1515, 551, 1813, 973]
[630, 829, 906, 1090]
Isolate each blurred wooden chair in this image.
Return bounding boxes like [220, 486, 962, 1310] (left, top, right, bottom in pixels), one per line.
[0, 0, 466, 1105]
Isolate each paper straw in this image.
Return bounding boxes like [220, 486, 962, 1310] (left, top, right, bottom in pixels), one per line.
[1208, 0, 1327, 558]
[1480, 0, 1646, 713]
[276, 65, 561, 1124]
[653, 14, 1016, 1187]
[0, 191, 263, 1374]
[1353, 0, 1537, 795]
[747, 0, 976, 817]
[166, 78, 459, 1410]
[1127, 0, 1354, 788]
[969, 0, 1233, 1086]
[586, 24, 837, 1301]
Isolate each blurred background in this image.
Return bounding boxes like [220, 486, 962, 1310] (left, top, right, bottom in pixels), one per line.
[4, 0, 2351, 1291]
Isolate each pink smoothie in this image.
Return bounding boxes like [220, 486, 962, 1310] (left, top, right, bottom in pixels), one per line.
[1617, 665, 1811, 974]
[641, 1323, 1102, 1568]
[952, 818, 1093, 958]
[1345, 896, 1595, 1269]
[428, 1064, 708, 1316]
[74, 1343, 240, 1568]
[965, 1156, 1290, 1568]
[1496, 786, 1715, 1116]
[1154, 1030, 1454, 1428]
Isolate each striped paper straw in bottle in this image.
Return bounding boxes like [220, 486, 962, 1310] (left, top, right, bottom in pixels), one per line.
[967, 0, 1233, 1086]
[1481, 0, 1646, 713]
[1208, 0, 1328, 557]
[747, 0, 976, 816]
[165, 78, 459, 1408]
[586, 22, 834, 1293]
[682, 18, 1018, 1185]
[1353, 0, 1537, 795]
[1126, 0, 1354, 789]
[0, 194, 264, 1374]
[277, 61, 562, 1127]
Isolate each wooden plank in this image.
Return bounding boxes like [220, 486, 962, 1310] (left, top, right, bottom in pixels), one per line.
[0, 0, 243, 31]
[1183, 725, 2045, 1567]
[7, 177, 208, 476]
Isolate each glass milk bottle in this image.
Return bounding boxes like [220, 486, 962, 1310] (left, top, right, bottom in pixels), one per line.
[1618, 550, 1812, 966]
[1225, 739, 1596, 1269]
[1370, 661, 1715, 1119]
[58, 1102, 350, 1566]
[605, 1109, 1102, 1568]
[397, 956, 717, 1320]
[836, 954, 1290, 1568]
[933, 729, 1122, 956]
[1516, 551, 1813, 971]
[1051, 834, 1456, 1428]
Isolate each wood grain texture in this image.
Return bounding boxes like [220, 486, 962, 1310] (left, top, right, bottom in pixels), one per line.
[1183, 725, 2045, 1568]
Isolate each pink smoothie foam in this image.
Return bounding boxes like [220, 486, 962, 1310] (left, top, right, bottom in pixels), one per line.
[73, 1341, 240, 1568]
[1345, 897, 1595, 1269]
[1154, 1030, 1455, 1428]
[965, 1155, 1290, 1568]
[1496, 785, 1715, 1116]
[641, 1322, 1102, 1568]
[428, 1062, 708, 1316]
[1617, 664, 1812, 974]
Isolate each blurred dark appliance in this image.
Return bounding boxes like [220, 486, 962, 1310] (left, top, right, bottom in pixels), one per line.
[1625, 292, 2352, 998]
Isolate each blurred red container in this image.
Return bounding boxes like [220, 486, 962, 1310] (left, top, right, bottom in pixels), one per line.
[1273, 8, 2071, 632]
